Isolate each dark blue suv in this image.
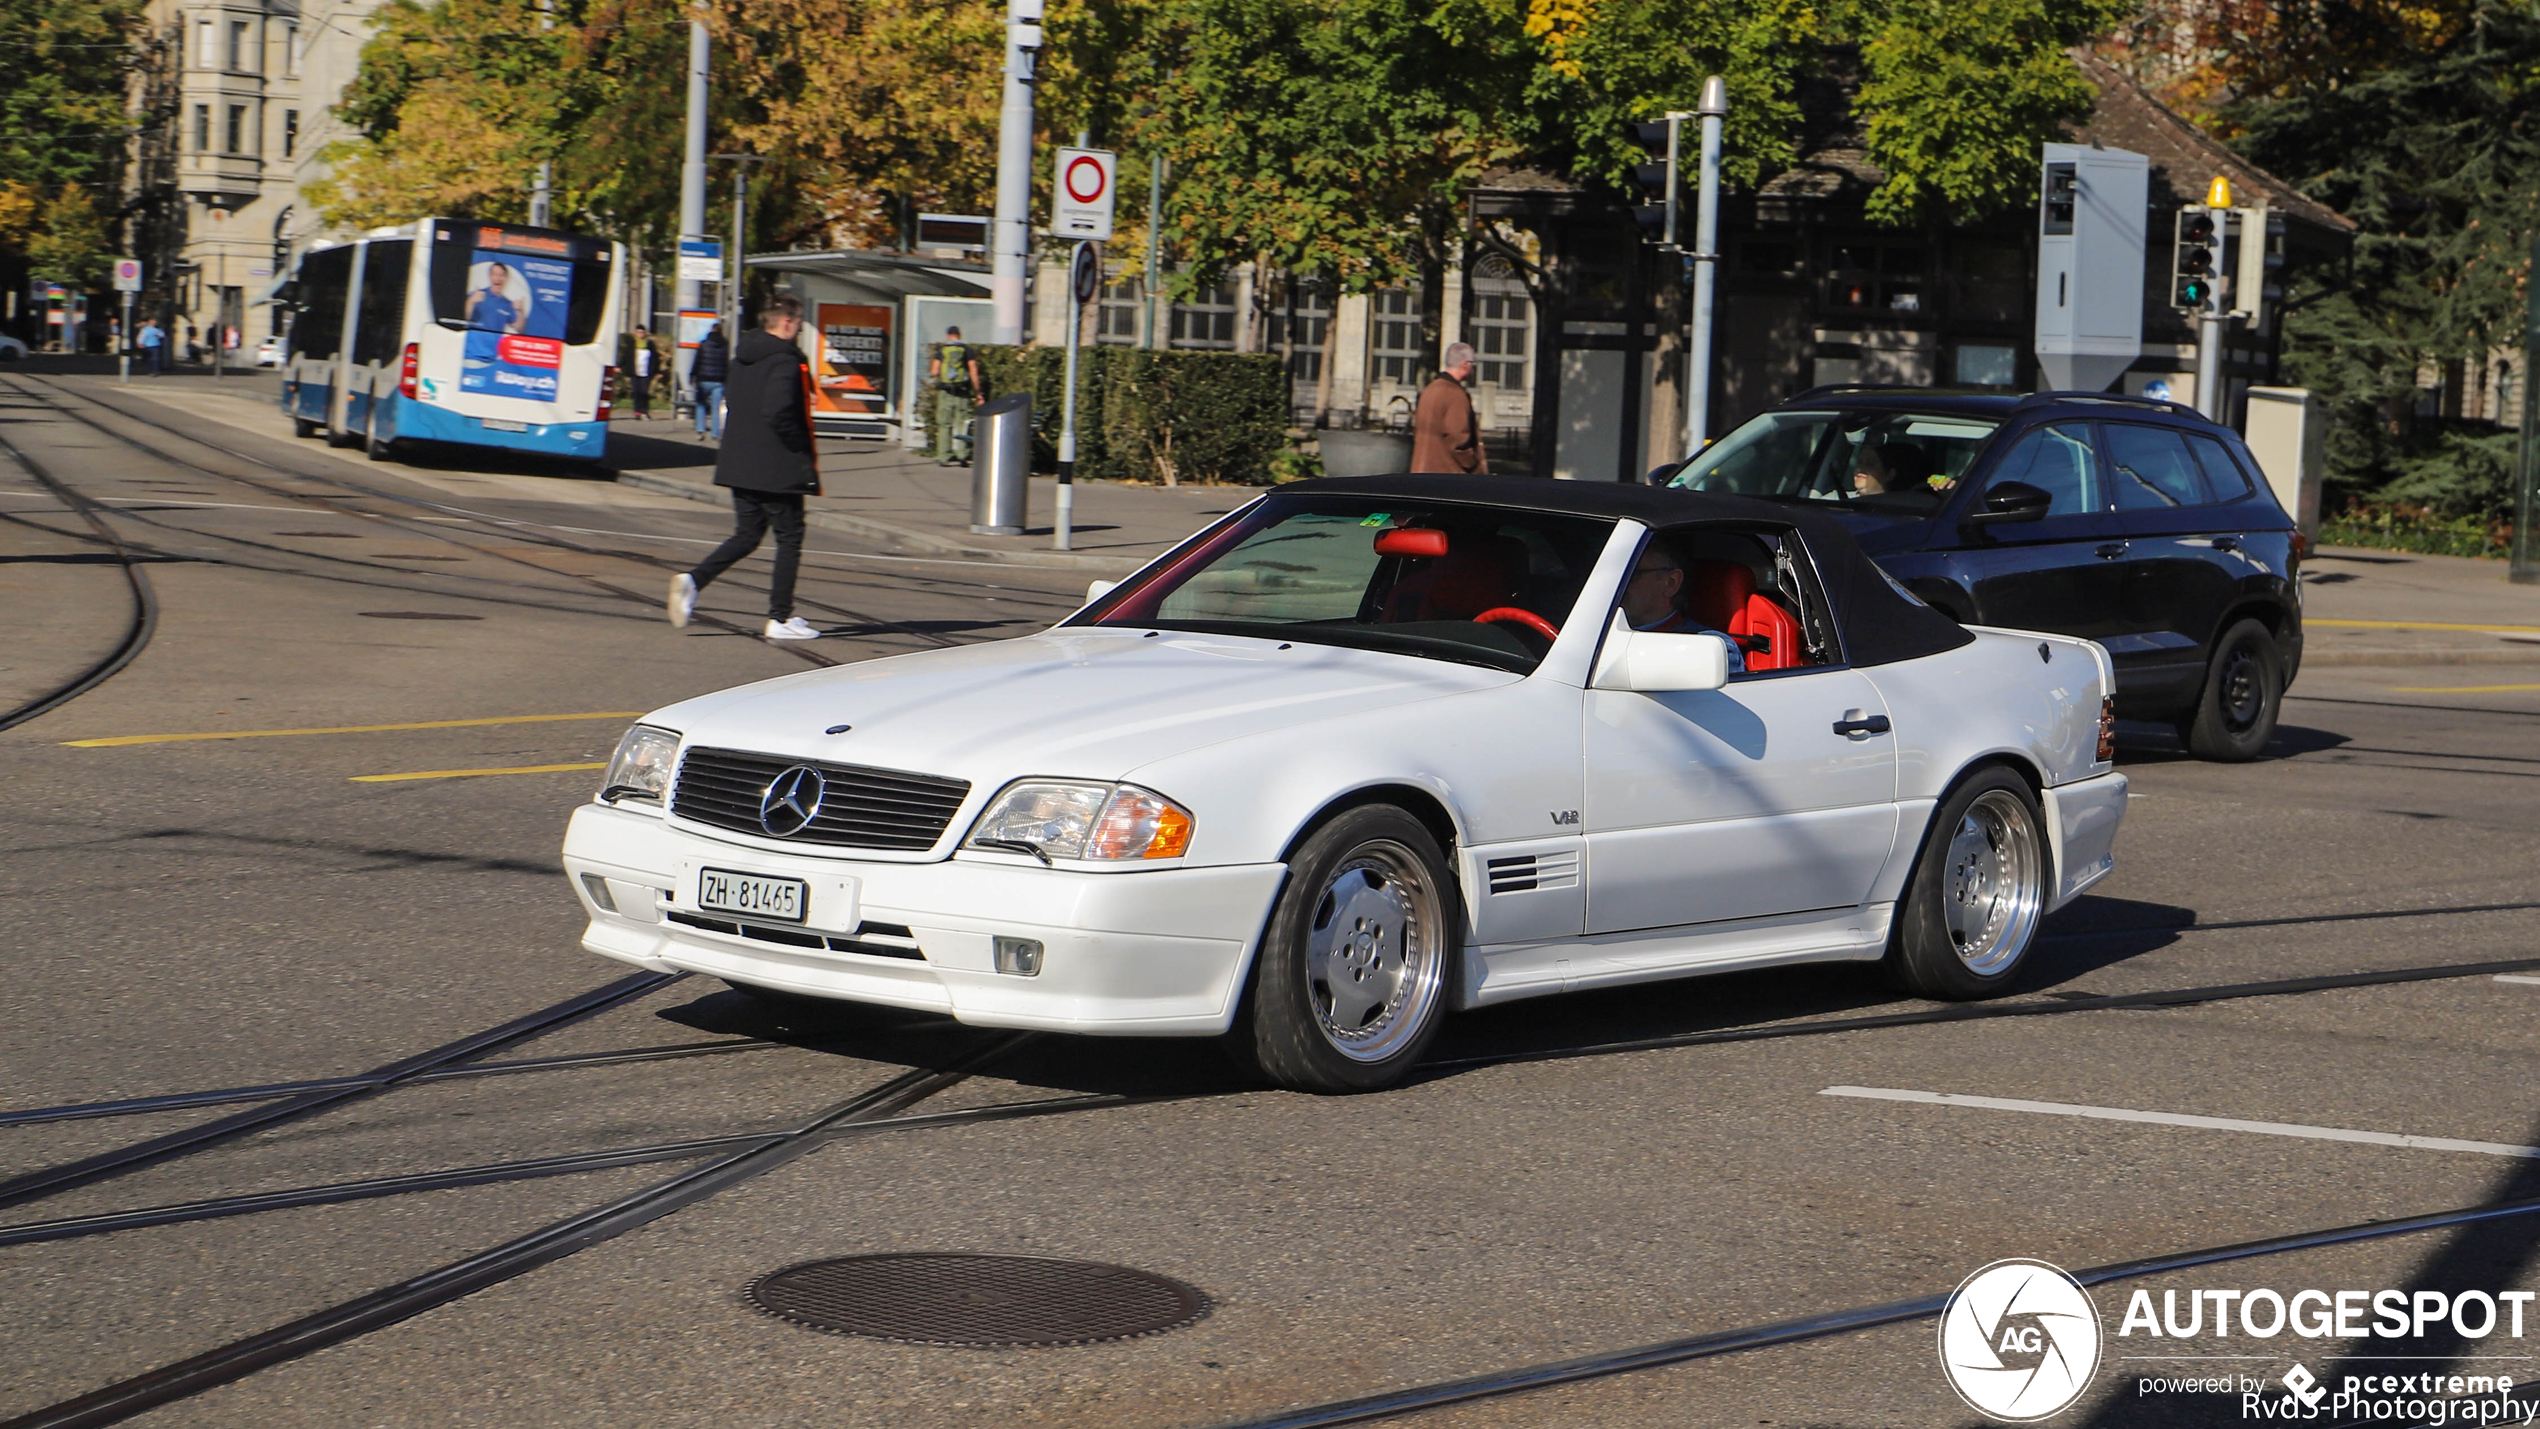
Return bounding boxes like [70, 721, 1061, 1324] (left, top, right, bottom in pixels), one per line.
[1666, 388, 2302, 761]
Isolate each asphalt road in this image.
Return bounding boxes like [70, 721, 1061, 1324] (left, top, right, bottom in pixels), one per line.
[3, 370, 2537, 1429]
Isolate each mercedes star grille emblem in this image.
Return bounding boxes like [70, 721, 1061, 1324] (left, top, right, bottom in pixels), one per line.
[758, 766, 826, 836]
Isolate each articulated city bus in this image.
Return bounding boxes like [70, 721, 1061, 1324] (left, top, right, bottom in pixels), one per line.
[279, 218, 624, 464]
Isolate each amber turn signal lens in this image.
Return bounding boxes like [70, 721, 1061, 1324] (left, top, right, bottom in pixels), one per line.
[1144, 801, 1195, 859]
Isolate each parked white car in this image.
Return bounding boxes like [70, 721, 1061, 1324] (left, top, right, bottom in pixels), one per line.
[253, 336, 281, 367]
[564, 477, 2128, 1092]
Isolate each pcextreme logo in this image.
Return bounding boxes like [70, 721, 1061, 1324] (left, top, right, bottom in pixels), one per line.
[1940, 1259, 2105, 1422]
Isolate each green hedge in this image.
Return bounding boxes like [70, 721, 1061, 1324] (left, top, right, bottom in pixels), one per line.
[945, 345, 1288, 485]
[2320, 503, 2515, 560]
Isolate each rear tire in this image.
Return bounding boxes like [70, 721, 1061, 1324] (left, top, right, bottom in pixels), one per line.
[2181, 618, 2281, 762]
[1228, 805, 1457, 1093]
[292, 416, 318, 439]
[365, 413, 394, 461]
[1883, 768, 2049, 1001]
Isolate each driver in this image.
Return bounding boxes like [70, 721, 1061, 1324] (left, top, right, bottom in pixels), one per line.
[1851, 439, 1935, 496]
[1622, 546, 1745, 673]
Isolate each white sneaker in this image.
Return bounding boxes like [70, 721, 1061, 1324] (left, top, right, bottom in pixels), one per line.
[667, 573, 697, 628]
[764, 616, 820, 640]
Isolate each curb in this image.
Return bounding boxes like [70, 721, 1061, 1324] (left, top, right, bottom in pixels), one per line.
[609, 467, 1150, 575]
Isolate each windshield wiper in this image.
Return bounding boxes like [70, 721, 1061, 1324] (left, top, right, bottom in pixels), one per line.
[973, 838, 1054, 866]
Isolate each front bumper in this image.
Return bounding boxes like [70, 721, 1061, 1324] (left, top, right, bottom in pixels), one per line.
[561, 802, 1287, 1036]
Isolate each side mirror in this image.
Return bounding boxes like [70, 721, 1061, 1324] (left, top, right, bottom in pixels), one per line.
[1591, 619, 1732, 693]
[1085, 579, 1117, 604]
[1963, 481, 2052, 526]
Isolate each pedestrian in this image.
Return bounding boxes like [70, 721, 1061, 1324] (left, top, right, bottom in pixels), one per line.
[1411, 341, 1488, 474]
[626, 326, 657, 419]
[137, 318, 165, 375]
[666, 295, 822, 641]
[692, 321, 729, 440]
[927, 326, 981, 464]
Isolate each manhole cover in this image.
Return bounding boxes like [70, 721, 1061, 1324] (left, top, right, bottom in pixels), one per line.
[357, 611, 483, 620]
[745, 1253, 1210, 1347]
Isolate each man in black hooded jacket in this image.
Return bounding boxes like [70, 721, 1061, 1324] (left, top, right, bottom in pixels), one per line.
[667, 295, 822, 640]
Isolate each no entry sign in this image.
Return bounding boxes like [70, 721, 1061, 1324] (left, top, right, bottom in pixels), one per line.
[1052, 147, 1116, 242]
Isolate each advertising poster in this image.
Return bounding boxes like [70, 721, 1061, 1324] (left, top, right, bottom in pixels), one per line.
[458, 248, 572, 402]
[813, 303, 893, 415]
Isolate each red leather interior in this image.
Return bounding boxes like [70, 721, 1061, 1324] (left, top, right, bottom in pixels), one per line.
[1388, 534, 1526, 622]
[1684, 559, 1807, 671]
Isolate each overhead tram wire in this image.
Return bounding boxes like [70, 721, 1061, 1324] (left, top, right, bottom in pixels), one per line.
[0, 427, 158, 733]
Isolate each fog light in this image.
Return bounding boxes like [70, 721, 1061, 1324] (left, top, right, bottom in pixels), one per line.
[579, 873, 618, 913]
[994, 937, 1044, 977]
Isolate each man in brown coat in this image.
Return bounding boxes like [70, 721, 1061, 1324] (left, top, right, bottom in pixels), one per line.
[1410, 341, 1488, 474]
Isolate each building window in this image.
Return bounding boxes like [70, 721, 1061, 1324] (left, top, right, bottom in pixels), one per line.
[284, 23, 299, 75]
[1954, 344, 2018, 387]
[228, 19, 249, 71]
[1168, 282, 1236, 350]
[1096, 275, 1143, 345]
[192, 103, 210, 152]
[1266, 282, 1330, 383]
[282, 109, 298, 158]
[195, 18, 215, 68]
[225, 104, 246, 154]
[1370, 287, 1424, 384]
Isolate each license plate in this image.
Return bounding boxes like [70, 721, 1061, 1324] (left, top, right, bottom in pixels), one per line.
[698, 868, 808, 923]
[480, 418, 528, 433]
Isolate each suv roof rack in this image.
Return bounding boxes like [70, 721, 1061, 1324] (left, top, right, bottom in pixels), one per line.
[1784, 383, 2000, 403]
[2013, 390, 2209, 422]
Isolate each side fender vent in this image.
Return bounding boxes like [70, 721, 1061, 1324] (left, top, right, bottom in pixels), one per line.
[1486, 850, 1579, 894]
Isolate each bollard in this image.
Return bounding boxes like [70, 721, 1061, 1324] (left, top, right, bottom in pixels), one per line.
[969, 393, 1032, 535]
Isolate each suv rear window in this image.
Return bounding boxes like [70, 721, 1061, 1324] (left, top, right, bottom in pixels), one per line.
[2104, 423, 2211, 510]
[1672, 410, 1999, 519]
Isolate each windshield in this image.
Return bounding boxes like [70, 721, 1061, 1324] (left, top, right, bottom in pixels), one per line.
[1074, 495, 1616, 674]
[1672, 409, 2001, 519]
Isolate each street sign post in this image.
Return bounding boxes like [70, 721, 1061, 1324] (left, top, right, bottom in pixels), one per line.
[113, 259, 141, 383]
[1055, 240, 1102, 552]
[1052, 147, 1117, 242]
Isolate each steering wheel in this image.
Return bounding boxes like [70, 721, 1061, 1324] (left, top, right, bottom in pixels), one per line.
[1471, 607, 1561, 643]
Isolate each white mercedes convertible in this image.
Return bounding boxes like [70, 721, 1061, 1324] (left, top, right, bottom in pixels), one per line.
[563, 476, 2128, 1092]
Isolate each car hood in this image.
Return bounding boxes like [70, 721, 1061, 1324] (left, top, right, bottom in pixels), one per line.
[644, 627, 1516, 788]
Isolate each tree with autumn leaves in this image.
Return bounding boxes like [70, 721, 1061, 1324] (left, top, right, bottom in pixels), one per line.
[319, 0, 2131, 283]
[1, 0, 143, 290]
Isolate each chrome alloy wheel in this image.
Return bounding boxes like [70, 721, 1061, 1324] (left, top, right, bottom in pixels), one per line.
[1302, 843, 1445, 1063]
[1940, 788, 2045, 977]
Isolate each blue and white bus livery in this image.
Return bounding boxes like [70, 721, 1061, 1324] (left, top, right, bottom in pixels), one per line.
[279, 218, 624, 464]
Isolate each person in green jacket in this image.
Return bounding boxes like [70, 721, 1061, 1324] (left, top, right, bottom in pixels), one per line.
[928, 327, 982, 464]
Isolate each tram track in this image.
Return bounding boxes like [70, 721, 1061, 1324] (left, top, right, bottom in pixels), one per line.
[0, 374, 984, 662]
[0, 427, 158, 734]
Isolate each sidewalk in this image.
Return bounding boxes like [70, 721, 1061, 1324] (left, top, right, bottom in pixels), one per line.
[605, 419, 1237, 574]
[2298, 546, 2540, 665]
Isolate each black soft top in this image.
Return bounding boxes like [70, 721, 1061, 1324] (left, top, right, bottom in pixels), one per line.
[1283, 474, 1975, 668]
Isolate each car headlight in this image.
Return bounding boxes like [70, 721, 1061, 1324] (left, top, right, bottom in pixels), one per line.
[966, 780, 1195, 861]
[601, 724, 680, 803]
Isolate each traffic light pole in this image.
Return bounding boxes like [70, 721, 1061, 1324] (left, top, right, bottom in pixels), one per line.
[2194, 179, 2233, 420]
[675, 10, 710, 393]
[2514, 232, 2539, 585]
[990, 0, 1043, 346]
[1683, 76, 1727, 460]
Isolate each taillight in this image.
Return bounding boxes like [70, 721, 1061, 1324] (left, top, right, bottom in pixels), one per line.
[398, 343, 419, 399]
[2288, 529, 2309, 564]
[597, 366, 615, 422]
[2097, 695, 2116, 763]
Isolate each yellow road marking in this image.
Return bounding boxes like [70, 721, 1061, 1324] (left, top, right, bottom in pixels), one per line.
[2390, 684, 2540, 694]
[65, 712, 644, 748]
[2308, 618, 2540, 634]
[350, 762, 608, 783]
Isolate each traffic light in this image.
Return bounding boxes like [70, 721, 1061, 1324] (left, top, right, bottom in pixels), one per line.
[2173, 207, 2219, 310]
[1629, 118, 1679, 247]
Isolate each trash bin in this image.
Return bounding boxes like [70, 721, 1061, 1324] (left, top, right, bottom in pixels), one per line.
[969, 393, 1031, 535]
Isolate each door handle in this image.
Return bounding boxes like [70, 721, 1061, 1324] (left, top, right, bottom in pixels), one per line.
[2095, 542, 2129, 559]
[1832, 714, 1892, 736]
[2211, 535, 2241, 552]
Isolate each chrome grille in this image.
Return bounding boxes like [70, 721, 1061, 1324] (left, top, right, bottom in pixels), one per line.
[671, 747, 970, 851]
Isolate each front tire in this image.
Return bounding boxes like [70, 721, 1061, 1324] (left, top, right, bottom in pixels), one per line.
[2180, 618, 2281, 762]
[1884, 769, 2049, 1000]
[1230, 805, 1457, 1093]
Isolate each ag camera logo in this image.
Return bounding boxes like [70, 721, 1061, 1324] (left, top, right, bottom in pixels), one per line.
[1940, 1259, 2104, 1422]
